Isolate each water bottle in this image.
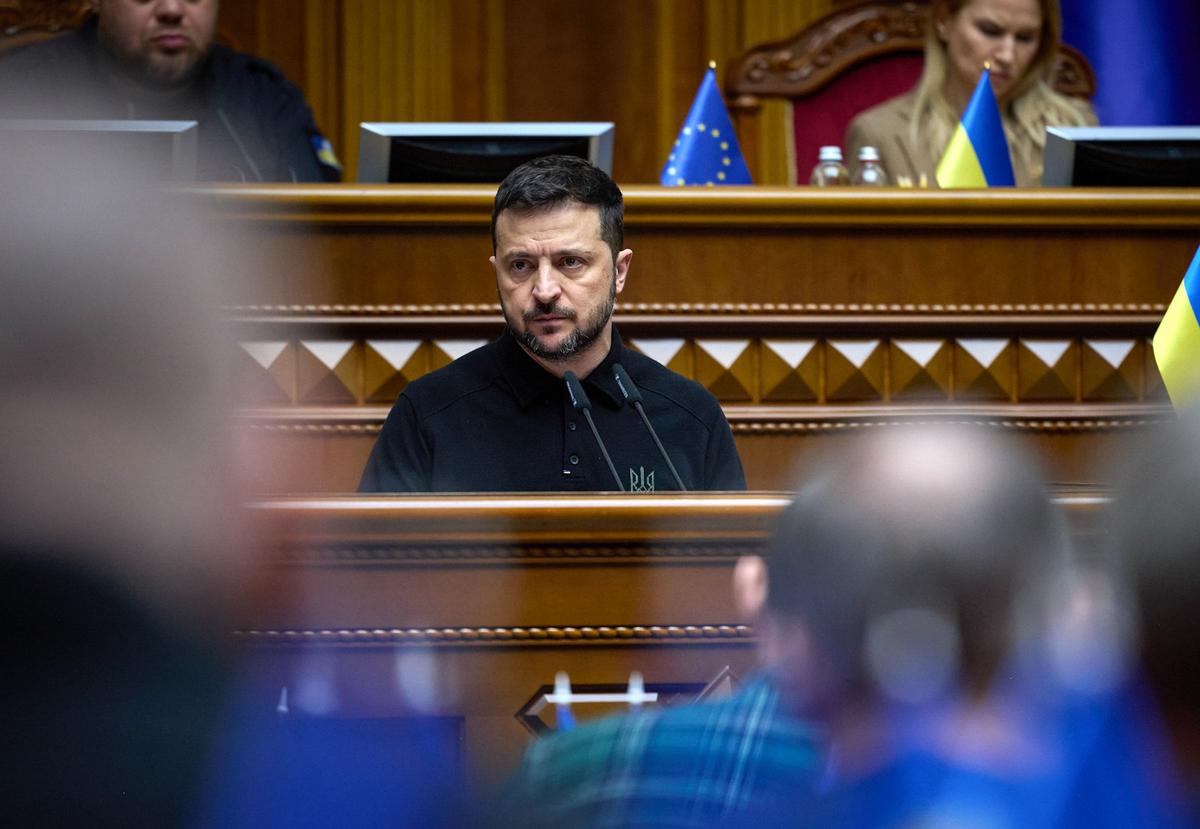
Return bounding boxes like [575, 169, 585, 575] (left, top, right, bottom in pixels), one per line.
[809, 146, 850, 186]
[853, 146, 890, 186]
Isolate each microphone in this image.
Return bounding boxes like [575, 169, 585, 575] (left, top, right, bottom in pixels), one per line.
[613, 363, 687, 491]
[564, 371, 625, 491]
[217, 107, 264, 182]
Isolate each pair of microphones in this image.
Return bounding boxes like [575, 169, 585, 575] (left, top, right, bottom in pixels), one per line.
[563, 363, 687, 492]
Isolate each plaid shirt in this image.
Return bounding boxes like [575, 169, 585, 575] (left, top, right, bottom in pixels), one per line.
[501, 675, 825, 828]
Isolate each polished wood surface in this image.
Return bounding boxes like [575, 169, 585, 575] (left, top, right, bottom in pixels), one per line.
[238, 490, 1108, 783]
[215, 186, 1190, 492]
[210, 185, 1198, 309]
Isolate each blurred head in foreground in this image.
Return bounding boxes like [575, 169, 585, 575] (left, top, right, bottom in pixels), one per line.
[1109, 411, 1200, 797]
[0, 147, 247, 824]
[737, 425, 1071, 721]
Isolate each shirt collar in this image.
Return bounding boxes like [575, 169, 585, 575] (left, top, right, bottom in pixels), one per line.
[495, 327, 626, 409]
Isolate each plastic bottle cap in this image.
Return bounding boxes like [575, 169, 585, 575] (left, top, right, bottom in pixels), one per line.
[858, 146, 881, 162]
[818, 146, 844, 162]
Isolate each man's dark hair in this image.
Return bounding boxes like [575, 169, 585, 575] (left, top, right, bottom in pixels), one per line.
[491, 155, 624, 263]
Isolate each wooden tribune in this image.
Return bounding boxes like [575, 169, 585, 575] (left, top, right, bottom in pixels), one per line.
[239, 490, 1108, 784]
[240, 494, 776, 786]
[211, 185, 1194, 492]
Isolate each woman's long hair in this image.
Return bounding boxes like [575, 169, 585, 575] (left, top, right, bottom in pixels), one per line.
[910, 0, 1093, 177]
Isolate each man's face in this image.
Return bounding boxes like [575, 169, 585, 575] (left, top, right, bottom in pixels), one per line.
[96, 0, 219, 88]
[491, 202, 631, 365]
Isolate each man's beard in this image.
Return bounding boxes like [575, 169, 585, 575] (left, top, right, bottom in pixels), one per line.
[103, 43, 208, 92]
[136, 51, 206, 90]
[507, 277, 616, 362]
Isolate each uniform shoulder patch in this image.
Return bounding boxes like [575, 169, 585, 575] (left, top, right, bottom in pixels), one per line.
[311, 134, 342, 171]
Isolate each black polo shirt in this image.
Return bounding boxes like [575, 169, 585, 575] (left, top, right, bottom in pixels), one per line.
[359, 328, 746, 492]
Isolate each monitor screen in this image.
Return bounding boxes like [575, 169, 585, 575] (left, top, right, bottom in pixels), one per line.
[357, 122, 614, 183]
[0, 119, 198, 181]
[1043, 126, 1200, 186]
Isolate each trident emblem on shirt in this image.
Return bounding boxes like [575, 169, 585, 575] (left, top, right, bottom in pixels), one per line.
[629, 466, 655, 493]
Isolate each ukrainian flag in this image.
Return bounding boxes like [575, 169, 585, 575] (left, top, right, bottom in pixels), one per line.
[1153, 245, 1200, 407]
[935, 67, 1016, 188]
[661, 64, 751, 187]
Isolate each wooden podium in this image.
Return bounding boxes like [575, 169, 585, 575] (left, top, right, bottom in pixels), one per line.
[239, 494, 771, 785]
[237, 490, 1108, 784]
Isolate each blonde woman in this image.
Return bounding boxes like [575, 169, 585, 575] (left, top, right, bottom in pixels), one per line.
[846, 0, 1096, 186]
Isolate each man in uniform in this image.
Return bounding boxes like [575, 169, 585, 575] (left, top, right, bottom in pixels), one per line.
[0, 0, 341, 182]
[359, 154, 745, 492]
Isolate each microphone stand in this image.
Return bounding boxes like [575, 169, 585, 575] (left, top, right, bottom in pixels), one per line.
[613, 364, 687, 490]
[564, 371, 625, 491]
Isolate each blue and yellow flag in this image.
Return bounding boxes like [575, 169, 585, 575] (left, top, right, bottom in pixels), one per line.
[1153, 245, 1200, 407]
[936, 67, 1016, 188]
[661, 66, 751, 186]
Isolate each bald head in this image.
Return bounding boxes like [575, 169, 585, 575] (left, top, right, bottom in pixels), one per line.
[759, 425, 1068, 704]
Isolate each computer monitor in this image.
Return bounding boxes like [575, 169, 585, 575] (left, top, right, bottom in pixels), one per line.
[0, 119, 198, 181]
[357, 122, 615, 183]
[1042, 126, 1200, 186]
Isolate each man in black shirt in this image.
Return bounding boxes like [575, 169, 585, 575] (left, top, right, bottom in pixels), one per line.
[0, 0, 340, 182]
[359, 155, 746, 492]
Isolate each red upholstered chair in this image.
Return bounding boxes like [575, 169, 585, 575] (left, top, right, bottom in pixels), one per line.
[725, 0, 1095, 183]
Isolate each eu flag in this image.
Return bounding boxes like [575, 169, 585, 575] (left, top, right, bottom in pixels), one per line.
[935, 67, 1015, 188]
[661, 66, 751, 186]
[1153, 245, 1200, 407]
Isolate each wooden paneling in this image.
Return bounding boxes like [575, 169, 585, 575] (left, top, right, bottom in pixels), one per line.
[209, 0, 837, 183]
[205, 185, 1195, 493]
[738, 0, 836, 182]
[233, 331, 1166, 408]
[207, 186, 1200, 309]
[6, 0, 839, 180]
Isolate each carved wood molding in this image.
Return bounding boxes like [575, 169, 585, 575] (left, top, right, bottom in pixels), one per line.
[228, 303, 1167, 319]
[1050, 45, 1097, 99]
[241, 421, 380, 435]
[724, 0, 1094, 112]
[0, 0, 90, 38]
[236, 404, 1173, 436]
[729, 416, 1165, 435]
[271, 542, 756, 565]
[233, 624, 755, 647]
[727, 0, 926, 107]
